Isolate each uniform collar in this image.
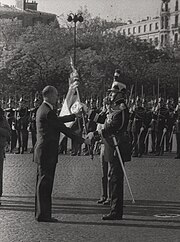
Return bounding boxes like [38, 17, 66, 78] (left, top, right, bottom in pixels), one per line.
[43, 101, 53, 110]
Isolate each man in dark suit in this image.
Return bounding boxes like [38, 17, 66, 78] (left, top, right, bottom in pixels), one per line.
[34, 85, 88, 222]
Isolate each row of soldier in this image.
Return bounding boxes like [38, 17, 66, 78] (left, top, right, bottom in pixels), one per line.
[127, 96, 180, 158]
[2, 91, 180, 159]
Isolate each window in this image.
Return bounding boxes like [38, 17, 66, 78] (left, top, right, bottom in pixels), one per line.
[161, 17, 164, 29]
[175, 15, 178, 28]
[149, 24, 152, 31]
[144, 25, 147, 32]
[133, 27, 136, 34]
[154, 37, 159, 46]
[138, 26, 141, 33]
[155, 22, 159, 30]
[149, 38, 153, 44]
[161, 35, 164, 44]
[123, 29, 126, 35]
[128, 28, 131, 35]
[174, 33, 178, 44]
[165, 16, 168, 29]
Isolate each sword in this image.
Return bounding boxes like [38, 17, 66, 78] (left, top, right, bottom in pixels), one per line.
[144, 128, 151, 145]
[112, 135, 135, 204]
[137, 127, 144, 152]
[159, 128, 167, 149]
[169, 126, 175, 145]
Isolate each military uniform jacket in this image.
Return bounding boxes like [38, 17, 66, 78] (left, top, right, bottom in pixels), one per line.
[131, 106, 146, 133]
[29, 107, 38, 131]
[101, 102, 130, 162]
[5, 108, 16, 129]
[155, 106, 169, 132]
[174, 107, 180, 133]
[34, 102, 84, 165]
[15, 107, 30, 130]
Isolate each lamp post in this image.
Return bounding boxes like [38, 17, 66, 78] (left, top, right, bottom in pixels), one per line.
[67, 13, 83, 68]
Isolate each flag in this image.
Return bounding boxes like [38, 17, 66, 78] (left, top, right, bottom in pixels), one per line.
[59, 58, 82, 143]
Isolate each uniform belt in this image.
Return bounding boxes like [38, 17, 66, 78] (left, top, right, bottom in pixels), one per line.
[134, 118, 142, 121]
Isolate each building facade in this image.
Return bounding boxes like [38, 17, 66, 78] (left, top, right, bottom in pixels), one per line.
[116, 0, 180, 48]
[0, 0, 57, 27]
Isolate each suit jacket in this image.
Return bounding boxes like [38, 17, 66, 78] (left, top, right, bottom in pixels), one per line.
[34, 102, 84, 165]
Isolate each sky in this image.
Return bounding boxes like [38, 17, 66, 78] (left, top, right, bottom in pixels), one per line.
[0, 0, 177, 22]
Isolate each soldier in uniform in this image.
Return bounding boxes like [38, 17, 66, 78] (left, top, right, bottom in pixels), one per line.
[174, 98, 180, 159]
[28, 97, 40, 153]
[15, 97, 30, 154]
[5, 98, 17, 153]
[0, 106, 11, 205]
[154, 97, 169, 156]
[149, 99, 158, 154]
[84, 98, 99, 155]
[131, 96, 146, 157]
[143, 101, 154, 155]
[165, 98, 175, 152]
[127, 98, 135, 145]
[87, 82, 131, 220]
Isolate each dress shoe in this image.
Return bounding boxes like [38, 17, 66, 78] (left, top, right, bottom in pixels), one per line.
[71, 153, 77, 156]
[103, 199, 111, 205]
[102, 213, 122, 220]
[97, 197, 107, 204]
[36, 217, 58, 223]
[174, 156, 180, 159]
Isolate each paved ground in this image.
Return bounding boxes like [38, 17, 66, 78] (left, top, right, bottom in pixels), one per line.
[0, 150, 180, 242]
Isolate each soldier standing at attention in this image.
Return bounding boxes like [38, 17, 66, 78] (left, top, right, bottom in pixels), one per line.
[174, 98, 180, 159]
[131, 97, 146, 157]
[0, 107, 10, 205]
[87, 82, 131, 220]
[15, 97, 30, 154]
[155, 98, 169, 156]
[28, 97, 40, 153]
[5, 98, 17, 153]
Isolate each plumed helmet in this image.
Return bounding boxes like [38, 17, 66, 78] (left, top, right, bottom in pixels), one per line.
[7, 98, 13, 105]
[34, 97, 39, 103]
[113, 69, 122, 82]
[108, 81, 126, 93]
[158, 97, 164, 103]
[114, 69, 121, 77]
[135, 96, 142, 103]
[19, 97, 24, 103]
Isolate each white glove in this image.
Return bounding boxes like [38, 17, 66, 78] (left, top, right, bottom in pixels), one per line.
[84, 138, 91, 145]
[85, 132, 94, 140]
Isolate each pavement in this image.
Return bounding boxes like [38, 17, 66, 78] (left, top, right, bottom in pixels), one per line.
[0, 149, 180, 242]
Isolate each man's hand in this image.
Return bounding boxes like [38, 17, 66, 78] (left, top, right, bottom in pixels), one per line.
[69, 80, 79, 91]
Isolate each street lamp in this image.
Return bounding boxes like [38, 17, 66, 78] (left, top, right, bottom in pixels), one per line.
[67, 13, 83, 67]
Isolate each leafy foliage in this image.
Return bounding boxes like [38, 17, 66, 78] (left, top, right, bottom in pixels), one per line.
[0, 9, 179, 106]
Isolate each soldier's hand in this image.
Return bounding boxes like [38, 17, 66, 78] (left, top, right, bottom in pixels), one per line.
[84, 138, 91, 145]
[85, 132, 94, 141]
